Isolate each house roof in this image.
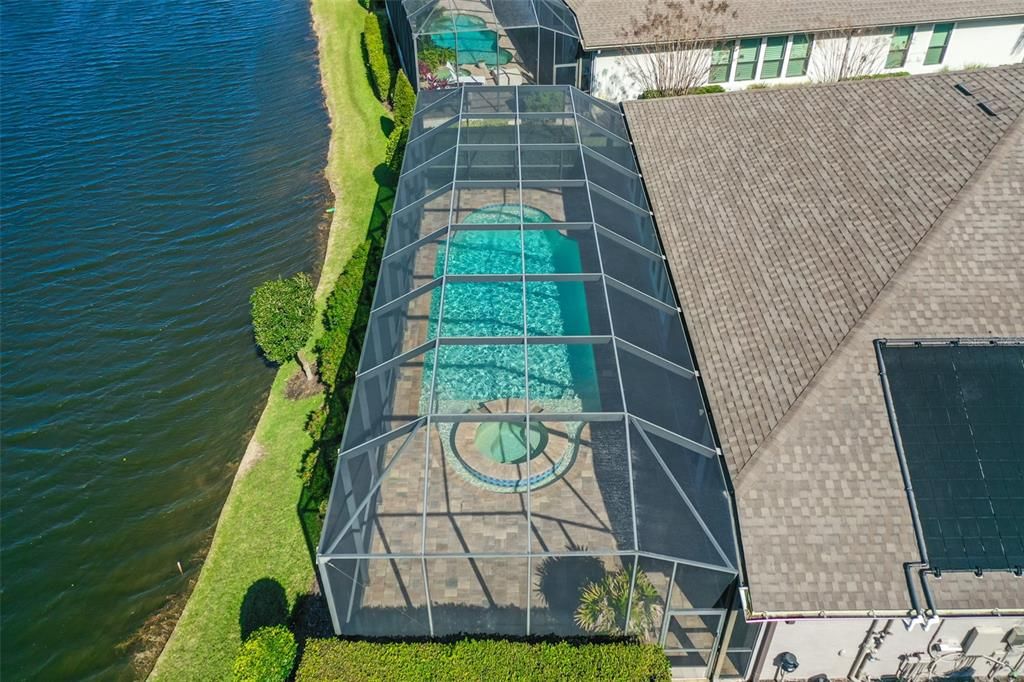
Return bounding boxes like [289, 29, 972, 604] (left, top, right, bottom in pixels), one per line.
[623, 66, 1024, 615]
[566, 0, 1024, 49]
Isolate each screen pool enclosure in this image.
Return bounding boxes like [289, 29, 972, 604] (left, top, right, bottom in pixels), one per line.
[317, 86, 751, 676]
[385, 0, 580, 90]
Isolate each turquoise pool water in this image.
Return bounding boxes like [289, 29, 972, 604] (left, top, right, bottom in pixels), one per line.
[423, 205, 600, 414]
[424, 13, 513, 67]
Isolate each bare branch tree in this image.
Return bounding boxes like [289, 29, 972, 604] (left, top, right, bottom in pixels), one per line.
[809, 26, 890, 82]
[616, 0, 738, 96]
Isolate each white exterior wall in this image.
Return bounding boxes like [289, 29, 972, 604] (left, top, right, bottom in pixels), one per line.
[924, 17, 1024, 71]
[588, 16, 1024, 102]
[756, 616, 1024, 681]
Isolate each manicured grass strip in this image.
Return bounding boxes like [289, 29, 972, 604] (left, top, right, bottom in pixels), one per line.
[296, 640, 672, 682]
[148, 0, 388, 679]
[313, 0, 391, 306]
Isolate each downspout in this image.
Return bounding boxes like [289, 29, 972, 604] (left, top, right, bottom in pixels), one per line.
[848, 619, 881, 682]
[850, 619, 895, 682]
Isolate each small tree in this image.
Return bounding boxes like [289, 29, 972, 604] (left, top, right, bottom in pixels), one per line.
[575, 569, 664, 639]
[617, 0, 737, 97]
[809, 26, 890, 82]
[250, 273, 315, 375]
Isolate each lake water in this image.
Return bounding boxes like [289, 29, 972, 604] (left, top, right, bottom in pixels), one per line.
[0, 0, 330, 678]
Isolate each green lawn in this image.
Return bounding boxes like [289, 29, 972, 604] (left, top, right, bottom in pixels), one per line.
[148, 0, 388, 678]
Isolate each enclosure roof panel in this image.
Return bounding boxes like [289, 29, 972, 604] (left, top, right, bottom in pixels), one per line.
[564, 0, 1024, 49]
[318, 86, 739, 584]
[624, 67, 1024, 614]
[402, 0, 579, 36]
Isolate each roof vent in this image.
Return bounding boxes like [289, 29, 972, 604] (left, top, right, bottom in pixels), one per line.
[954, 83, 973, 97]
[977, 101, 999, 117]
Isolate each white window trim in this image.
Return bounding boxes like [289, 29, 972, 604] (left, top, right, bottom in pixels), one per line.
[780, 35, 793, 78]
[727, 39, 739, 82]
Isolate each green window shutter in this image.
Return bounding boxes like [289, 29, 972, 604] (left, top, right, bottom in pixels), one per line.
[886, 25, 914, 68]
[785, 34, 811, 77]
[709, 42, 733, 83]
[760, 35, 787, 79]
[734, 37, 761, 81]
[924, 23, 953, 65]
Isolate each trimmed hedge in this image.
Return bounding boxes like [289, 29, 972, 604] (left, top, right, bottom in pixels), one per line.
[316, 239, 373, 394]
[295, 640, 670, 681]
[363, 11, 392, 101]
[392, 71, 415, 129]
[384, 125, 409, 174]
[232, 626, 297, 682]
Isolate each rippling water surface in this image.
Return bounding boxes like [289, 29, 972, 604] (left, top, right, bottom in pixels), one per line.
[1, 1, 329, 678]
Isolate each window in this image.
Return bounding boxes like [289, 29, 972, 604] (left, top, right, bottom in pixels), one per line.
[785, 34, 812, 77]
[924, 23, 953, 65]
[886, 26, 915, 68]
[759, 36, 787, 79]
[734, 37, 760, 81]
[709, 42, 734, 83]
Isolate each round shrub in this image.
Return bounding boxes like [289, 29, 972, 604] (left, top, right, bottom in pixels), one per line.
[233, 625, 297, 682]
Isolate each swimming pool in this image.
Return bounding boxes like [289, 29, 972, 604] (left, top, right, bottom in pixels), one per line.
[424, 13, 513, 67]
[423, 204, 599, 415]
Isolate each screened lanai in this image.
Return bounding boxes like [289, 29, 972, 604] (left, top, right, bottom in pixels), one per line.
[385, 0, 580, 90]
[317, 85, 755, 678]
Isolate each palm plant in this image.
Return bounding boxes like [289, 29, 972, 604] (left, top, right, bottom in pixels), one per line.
[574, 569, 663, 639]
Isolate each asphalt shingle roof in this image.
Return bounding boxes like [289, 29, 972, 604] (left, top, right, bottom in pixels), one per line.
[567, 0, 1024, 49]
[623, 66, 1024, 614]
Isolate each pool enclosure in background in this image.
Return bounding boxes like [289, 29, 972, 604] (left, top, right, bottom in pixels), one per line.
[385, 0, 580, 90]
[317, 86, 756, 679]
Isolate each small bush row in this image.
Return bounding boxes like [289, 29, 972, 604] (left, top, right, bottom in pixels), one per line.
[302, 230, 384, 502]
[638, 84, 725, 99]
[846, 70, 910, 81]
[233, 626, 297, 682]
[295, 639, 670, 681]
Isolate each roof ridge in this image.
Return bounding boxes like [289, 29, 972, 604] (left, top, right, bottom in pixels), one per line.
[733, 112, 1024, 492]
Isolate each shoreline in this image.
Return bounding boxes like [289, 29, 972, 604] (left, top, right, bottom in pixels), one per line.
[146, 0, 388, 677]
